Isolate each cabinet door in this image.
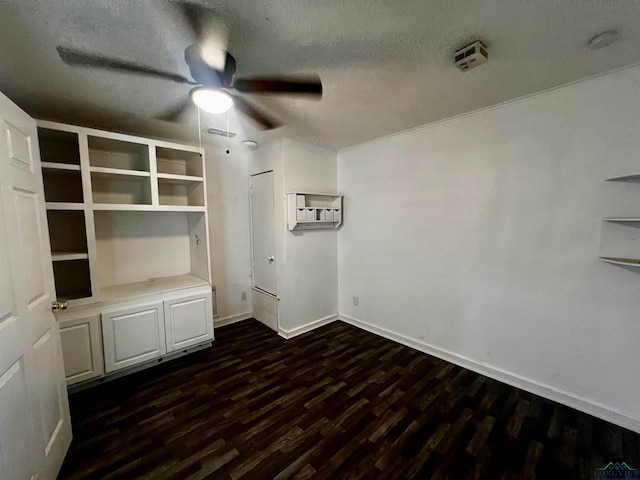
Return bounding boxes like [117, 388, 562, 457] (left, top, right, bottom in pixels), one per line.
[102, 302, 166, 373]
[59, 314, 104, 385]
[164, 292, 213, 352]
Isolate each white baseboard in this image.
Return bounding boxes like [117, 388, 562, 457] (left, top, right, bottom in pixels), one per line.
[279, 314, 339, 339]
[339, 313, 640, 434]
[214, 311, 253, 328]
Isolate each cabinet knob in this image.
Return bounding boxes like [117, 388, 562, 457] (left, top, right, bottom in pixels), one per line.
[267, 256, 275, 263]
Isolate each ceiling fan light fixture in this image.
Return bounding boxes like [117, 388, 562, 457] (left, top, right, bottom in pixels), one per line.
[190, 87, 233, 114]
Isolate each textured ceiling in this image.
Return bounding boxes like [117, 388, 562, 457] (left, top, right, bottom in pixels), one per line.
[0, 0, 639, 149]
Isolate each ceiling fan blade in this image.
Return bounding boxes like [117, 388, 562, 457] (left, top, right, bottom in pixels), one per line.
[172, 1, 228, 71]
[228, 93, 282, 130]
[172, 1, 207, 41]
[155, 98, 192, 123]
[57, 46, 194, 85]
[232, 75, 322, 97]
[184, 44, 226, 88]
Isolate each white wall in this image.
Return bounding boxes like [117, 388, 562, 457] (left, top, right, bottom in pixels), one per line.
[280, 139, 339, 333]
[94, 211, 191, 287]
[337, 65, 640, 431]
[249, 139, 339, 334]
[205, 140, 253, 323]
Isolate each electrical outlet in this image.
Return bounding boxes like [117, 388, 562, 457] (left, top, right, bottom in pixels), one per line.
[353, 296, 359, 307]
[241, 291, 247, 301]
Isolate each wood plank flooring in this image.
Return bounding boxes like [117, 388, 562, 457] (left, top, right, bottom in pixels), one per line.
[58, 320, 640, 479]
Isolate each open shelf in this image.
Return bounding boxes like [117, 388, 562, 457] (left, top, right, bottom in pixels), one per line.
[91, 172, 152, 205]
[52, 259, 92, 300]
[92, 204, 206, 212]
[42, 169, 83, 203]
[88, 136, 149, 172]
[52, 252, 89, 262]
[601, 173, 640, 265]
[94, 210, 210, 291]
[46, 202, 84, 210]
[37, 128, 80, 166]
[287, 193, 343, 230]
[46, 210, 88, 254]
[157, 173, 203, 184]
[599, 257, 640, 267]
[156, 147, 203, 177]
[41, 162, 80, 172]
[90, 166, 150, 179]
[158, 180, 204, 207]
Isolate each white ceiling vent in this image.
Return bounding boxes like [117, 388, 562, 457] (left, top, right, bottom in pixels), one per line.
[207, 128, 236, 138]
[454, 41, 488, 72]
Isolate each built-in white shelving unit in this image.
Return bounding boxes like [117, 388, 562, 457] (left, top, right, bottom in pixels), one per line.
[38, 120, 211, 306]
[37, 120, 214, 388]
[287, 192, 343, 231]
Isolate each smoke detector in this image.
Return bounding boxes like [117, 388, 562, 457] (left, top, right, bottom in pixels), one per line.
[454, 41, 488, 72]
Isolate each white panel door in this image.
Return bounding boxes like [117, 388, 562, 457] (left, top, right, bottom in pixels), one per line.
[250, 172, 277, 296]
[0, 92, 71, 479]
[164, 291, 213, 352]
[102, 302, 166, 373]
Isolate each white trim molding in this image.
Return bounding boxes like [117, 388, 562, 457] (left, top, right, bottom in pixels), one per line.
[214, 312, 253, 328]
[278, 314, 339, 340]
[339, 313, 640, 434]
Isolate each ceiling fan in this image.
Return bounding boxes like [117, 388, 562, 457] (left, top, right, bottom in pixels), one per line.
[55, 2, 322, 130]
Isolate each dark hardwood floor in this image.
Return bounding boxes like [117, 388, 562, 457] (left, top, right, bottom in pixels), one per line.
[58, 319, 640, 480]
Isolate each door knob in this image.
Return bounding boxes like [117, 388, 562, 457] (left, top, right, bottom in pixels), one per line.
[51, 300, 68, 311]
[268, 256, 275, 263]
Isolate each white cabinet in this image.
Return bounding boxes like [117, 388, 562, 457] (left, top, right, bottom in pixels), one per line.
[99, 288, 213, 375]
[102, 302, 166, 373]
[164, 291, 214, 352]
[59, 314, 104, 385]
